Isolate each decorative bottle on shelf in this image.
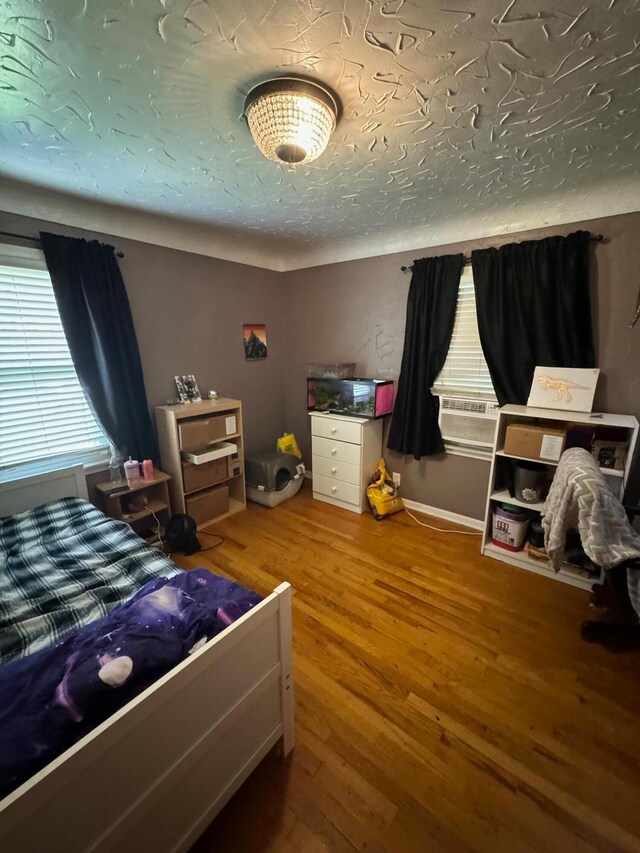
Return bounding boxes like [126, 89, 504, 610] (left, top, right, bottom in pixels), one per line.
[109, 449, 125, 483]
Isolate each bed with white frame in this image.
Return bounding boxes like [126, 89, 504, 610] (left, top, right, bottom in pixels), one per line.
[0, 466, 294, 853]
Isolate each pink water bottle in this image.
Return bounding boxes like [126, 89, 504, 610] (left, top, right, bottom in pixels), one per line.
[142, 459, 154, 480]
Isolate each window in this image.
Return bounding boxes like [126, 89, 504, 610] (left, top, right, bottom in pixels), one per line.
[431, 265, 497, 460]
[432, 265, 496, 400]
[0, 245, 110, 478]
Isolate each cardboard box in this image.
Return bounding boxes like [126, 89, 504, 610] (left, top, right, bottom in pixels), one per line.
[179, 414, 237, 451]
[503, 423, 567, 462]
[228, 457, 243, 478]
[185, 484, 229, 525]
[182, 456, 228, 493]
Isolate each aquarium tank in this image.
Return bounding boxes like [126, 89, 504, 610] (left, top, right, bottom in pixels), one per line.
[307, 378, 394, 419]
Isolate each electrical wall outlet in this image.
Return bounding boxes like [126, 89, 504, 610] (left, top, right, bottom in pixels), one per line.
[392, 471, 401, 487]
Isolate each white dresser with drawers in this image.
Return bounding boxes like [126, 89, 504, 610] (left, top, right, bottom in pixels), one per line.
[310, 412, 384, 513]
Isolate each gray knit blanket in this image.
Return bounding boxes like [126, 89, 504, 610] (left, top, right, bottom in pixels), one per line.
[542, 448, 640, 616]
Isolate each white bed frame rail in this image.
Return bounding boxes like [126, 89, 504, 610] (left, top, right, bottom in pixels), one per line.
[0, 465, 88, 516]
[1, 465, 294, 851]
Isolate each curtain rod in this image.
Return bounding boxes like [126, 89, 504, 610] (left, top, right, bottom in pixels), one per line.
[0, 229, 125, 258]
[400, 233, 605, 272]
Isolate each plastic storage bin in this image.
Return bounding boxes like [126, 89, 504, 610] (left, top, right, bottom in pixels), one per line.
[307, 378, 394, 419]
[492, 504, 532, 552]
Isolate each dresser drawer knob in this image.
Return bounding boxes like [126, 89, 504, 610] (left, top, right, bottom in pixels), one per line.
[331, 486, 337, 493]
[331, 467, 337, 474]
[331, 427, 337, 434]
[331, 448, 337, 455]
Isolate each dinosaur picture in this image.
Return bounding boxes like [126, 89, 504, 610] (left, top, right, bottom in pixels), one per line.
[527, 367, 600, 413]
[536, 375, 589, 403]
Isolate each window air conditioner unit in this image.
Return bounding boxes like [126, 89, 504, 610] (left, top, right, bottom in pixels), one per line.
[438, 396, 500, 448]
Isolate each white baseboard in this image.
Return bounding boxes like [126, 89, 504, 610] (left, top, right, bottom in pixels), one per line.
[402, 498, 484, 531]
[305, 469, 483, 531]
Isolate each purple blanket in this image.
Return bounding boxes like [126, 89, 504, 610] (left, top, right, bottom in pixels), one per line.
[0, 569, 261, 799]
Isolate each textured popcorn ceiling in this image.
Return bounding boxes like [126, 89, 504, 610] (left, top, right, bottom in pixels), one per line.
[0, 0, 639, 269]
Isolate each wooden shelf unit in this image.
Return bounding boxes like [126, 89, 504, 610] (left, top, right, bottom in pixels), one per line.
[482, 404, 639, 591]
[95, 471, 172, 543]
[156, 398, 246, 529]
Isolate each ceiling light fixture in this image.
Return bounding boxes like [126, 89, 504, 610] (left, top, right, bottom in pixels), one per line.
[244, 77, 339, 166]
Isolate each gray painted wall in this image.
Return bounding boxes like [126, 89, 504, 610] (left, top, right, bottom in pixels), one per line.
[0, 211, 288, 457]
[2, 208, 639, 520]
[283, 212, 640, 519]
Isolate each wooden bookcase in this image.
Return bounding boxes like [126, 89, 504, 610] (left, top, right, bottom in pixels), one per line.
[482, 404, 639, 591]
[156, 398, 246, 529]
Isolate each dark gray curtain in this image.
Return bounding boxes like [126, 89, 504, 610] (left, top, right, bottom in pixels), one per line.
[387, 254, 464, 459]
[471, 231, 595, 406]
[40, 232, 159, 462]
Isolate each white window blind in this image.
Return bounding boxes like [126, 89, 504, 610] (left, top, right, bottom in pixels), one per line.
[432, 266, 496, 400]
[0, 245, 110, 475]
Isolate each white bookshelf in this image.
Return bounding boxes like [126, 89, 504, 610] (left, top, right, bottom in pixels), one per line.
[482, 404, 639, 591]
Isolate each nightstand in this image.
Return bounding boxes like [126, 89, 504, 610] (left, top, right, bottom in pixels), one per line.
[95, 471, 172, 544]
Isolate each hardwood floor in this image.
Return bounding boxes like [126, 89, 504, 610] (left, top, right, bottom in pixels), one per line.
[178, 483, 640, 852]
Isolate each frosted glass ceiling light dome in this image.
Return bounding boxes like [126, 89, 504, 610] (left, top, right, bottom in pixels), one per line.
[244, 77, 339, 166]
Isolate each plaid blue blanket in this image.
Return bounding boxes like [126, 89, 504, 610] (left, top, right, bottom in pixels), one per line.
[0, 497, 180, 665]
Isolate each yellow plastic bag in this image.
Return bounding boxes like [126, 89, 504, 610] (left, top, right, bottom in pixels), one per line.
[366, 459, 404, 520]
[277, 432, 302, 459]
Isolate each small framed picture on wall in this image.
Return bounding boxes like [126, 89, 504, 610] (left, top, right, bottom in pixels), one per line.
[243, 324, 268, 360]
